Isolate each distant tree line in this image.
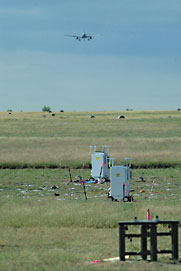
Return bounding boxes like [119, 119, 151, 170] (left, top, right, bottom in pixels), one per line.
[42, 106, 64, 113]
[42, 106, 51, 112]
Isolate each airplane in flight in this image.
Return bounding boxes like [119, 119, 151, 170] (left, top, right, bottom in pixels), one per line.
[64, 32, 93, 41]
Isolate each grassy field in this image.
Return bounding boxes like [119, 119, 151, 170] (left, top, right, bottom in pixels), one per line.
[0, 167, 180, 271]
[0, 110, 180, 270]
[0, 110, 180, 168]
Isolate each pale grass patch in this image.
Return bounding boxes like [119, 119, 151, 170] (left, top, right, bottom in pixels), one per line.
[0, 199, 180, 229]
[0, 136, 180, 166]
[0, 110, 180, 167]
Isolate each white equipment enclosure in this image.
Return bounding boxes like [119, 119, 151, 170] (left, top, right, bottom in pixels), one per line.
[90, 146, 110, 181]
[109, 158, 132, 201]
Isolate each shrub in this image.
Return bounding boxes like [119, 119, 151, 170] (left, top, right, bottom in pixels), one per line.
[42, 106, 51, 112]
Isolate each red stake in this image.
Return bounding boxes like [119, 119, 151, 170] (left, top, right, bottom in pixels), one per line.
[147, 209, 150, 220]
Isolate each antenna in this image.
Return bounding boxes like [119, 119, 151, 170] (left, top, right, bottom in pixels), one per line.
[90, 145, 96, 153]
[124, 158, 133, 168]
[102, 146, 110, 154]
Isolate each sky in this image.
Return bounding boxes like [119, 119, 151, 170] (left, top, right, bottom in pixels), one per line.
[0, 0, 181, 112]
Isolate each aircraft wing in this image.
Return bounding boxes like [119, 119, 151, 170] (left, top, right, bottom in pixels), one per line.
[64, 34, 81, 38]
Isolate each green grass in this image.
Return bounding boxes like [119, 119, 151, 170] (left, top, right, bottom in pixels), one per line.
[0, 111, 180, 270]
[0, 168, 180, 270]
[0, 110, 180, 168]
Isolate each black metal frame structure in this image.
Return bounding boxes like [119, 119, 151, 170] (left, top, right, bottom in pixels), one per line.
[118, 217, 179, 261]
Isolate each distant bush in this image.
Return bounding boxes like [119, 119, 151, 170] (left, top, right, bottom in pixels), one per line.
[42, 106, 51, 112]
[118, 115, 125, 119]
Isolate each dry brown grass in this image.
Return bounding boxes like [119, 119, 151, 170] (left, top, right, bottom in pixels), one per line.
[0, 110, 180, 168]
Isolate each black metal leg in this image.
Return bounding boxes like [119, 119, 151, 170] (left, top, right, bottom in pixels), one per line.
[119, 225, 125, 261]
[141, 225, 148, 260]
[150, 224, 157, 261]
[171, 224, 178, 260]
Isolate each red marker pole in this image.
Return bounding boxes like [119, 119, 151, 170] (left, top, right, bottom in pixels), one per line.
[131, 194, 133, 204]
[147, 208, 150, 220]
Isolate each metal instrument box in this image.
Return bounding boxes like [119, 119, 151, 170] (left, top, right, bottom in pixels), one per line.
[90, 146, 109, 180]
[109, 165, 132, 200]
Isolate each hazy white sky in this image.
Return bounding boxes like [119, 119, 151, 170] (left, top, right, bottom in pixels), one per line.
[0, 0, 181, 111]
